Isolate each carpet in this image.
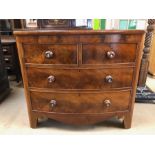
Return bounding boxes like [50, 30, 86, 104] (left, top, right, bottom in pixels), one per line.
[136, 86, 155, 103]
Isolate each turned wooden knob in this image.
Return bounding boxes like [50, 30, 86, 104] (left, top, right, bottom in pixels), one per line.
[50, 100, 57, 108]
[44, 50, 54, 59]
[104, 99, 111, 107]
[106, 51, 115, 59]
[105, 75, 113, 83]
[48, 75, 55, 83]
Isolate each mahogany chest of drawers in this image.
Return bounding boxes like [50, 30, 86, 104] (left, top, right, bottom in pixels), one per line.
[14, 30, 145, 128]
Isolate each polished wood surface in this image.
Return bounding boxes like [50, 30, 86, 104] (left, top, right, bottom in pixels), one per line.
[23, 43, 137, 65]
[30, 90, 131, 113]
[82, 43, 137, 64]
[23, 44, 78, 64]
[149, 30, 155, 75]
[14, 29, 145, 128]
[27, 67, 134, 90]
[138, 19, 155, 86]
[14, 29, 145, 35]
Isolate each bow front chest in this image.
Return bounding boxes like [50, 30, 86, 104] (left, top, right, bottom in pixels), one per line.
[14, 30, 145, 128]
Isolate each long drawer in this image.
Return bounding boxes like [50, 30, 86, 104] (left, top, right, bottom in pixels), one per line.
[27, 67, 134, 90]
[30, 90, 131, 114]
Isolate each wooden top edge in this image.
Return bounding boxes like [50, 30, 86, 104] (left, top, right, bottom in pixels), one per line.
[13, 29, 146, 36]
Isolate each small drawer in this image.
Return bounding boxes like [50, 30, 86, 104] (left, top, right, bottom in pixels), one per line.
[30, 90, 131, 113]
[2, 45, 13, 55]
[5, 66, 13, 70]
[27, 67, 134, 90]
[82, 43, 137, 64]
[4, 56, 13, 65]
[23, 44, 78, 64]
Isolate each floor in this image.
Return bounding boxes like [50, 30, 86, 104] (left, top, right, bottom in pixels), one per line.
[0, 76, 155, 135]
[146, 74, 155, 91]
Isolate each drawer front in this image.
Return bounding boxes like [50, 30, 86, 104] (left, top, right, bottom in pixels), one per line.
[5, 65, 14, 70]
[2, 45, 13, 55]
[4, 56, 13, 65]
[23, 44, 78, 64]
[27, 67, 134, 89]
[30, 90, 131, 113]
[82, 43, 137, 64]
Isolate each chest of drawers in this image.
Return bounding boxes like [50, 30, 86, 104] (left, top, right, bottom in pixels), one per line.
[0, 39, 10, 102]
[14, 30, 145, 128]
[1, 36, 21, 82]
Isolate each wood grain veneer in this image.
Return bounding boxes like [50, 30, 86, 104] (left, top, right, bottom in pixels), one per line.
[14, 29, 145, 128]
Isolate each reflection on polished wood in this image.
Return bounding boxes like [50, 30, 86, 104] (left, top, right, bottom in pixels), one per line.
[14, 29, 145, 129]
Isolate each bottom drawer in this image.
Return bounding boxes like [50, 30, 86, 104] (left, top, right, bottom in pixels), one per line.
[30, 90, 131, 114]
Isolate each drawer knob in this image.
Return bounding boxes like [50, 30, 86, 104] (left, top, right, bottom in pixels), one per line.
[105, 75, 113, 83]
[106, 51, 115, 59]
[50, 100, 57, 108]
[4, 58, 9, 61]
[48, 75, 55, 83]
[3, 48, 7, 52]
[104, 99, 111, 107]
[6, 67, 11, 69]
[44, 51, 54, 59]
